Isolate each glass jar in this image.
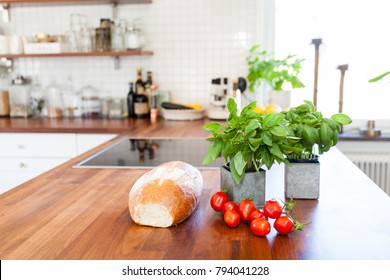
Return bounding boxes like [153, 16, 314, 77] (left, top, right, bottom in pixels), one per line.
[125, 26, 141, 50]
[95, 27, 111, 52]
[79, 85, 101, 118]
[0, 75, 10, 117]
[109, 98, 125, 119]
[46, 81, 63, 118]
[111, 20, 126, 52]
[61, 77, 79, 118]
[9, 76, 33, 118]
[30, 77, 46, 116]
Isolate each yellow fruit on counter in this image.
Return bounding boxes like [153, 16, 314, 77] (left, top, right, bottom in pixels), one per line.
[253, 106, 265, 114]
[265, 103, 282, 114]
[184, 103, 203, 110]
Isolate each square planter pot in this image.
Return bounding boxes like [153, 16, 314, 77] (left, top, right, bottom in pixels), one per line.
[220, 165, 266, 208]
[285, 158, 320, 199]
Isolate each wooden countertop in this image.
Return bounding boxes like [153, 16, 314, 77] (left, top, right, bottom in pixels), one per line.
[0, 121, 390, 260]
[1, 117, 390, 141]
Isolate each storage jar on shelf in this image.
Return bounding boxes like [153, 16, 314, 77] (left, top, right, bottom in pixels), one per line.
[9, 76, 33, 118]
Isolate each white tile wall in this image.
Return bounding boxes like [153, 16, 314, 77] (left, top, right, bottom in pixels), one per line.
[0, 0, 261, 107]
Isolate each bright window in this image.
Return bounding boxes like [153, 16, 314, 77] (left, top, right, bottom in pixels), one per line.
[275, 0, 390, 120]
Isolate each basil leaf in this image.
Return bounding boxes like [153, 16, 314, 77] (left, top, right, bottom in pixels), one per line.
[232, 151, 247, 176]
[262, 131, 273, 146]
[331, 113, 352, 125]
[229, 158, 244, 184]
[204, 122, 224, 134]
[270, 125, 287, 137]
[202, 142, 222, 164]
[245, 119, 261, 134]
[263, 113, 281, 127]
[227, 98, 237, 115]
[269, 145, 285, 161]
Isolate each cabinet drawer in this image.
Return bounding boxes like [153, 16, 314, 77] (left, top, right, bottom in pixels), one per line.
[0, 157, 69, 172]
[0, 133, 77, 157]
[76, 133, 117, 155]
[0, 171, 42, 194]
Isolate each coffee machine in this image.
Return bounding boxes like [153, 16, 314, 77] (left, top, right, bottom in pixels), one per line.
[207, 77, 230, 120]
[207, 77, 247, 120]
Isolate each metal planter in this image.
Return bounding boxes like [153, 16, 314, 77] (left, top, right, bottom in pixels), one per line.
[285, 158, 320, 199]
[220, 165, 266, 208]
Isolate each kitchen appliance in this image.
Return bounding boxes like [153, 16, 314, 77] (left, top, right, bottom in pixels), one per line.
[74, 138, 225, 169]
[207, 77, 247, 120]
[207, 77, 229, 120]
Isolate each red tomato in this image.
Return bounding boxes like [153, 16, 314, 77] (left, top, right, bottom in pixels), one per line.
[274, 216, 294, 235]
[263, 200, 282, 219]
[250, 218, 271, 237]
[249, 209, 268, 221]
[222, 201, 238, 215]
[238, 199, 256, 222]
[223, 210, 241, 228]
[210, 191, 229, 212]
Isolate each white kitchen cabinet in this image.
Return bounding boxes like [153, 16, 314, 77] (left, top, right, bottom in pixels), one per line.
[0, 132, 117, 194]
[76, 134, 117, 155]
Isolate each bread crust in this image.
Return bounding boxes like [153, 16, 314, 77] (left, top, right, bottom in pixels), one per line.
[129, 161, 203, 227]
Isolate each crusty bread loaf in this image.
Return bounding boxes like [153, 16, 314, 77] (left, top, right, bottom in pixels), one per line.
[129, 161, 203, 228]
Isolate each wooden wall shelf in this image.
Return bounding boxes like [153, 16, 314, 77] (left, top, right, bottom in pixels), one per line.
[1, 1, 151, 4]
[2, 50, 153, 58]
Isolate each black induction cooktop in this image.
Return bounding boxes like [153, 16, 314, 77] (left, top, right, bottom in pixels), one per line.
[74, 138, 225, 169]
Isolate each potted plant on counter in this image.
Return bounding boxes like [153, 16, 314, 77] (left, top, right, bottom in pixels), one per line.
[247, 45, 305, 110]
[202, 98, 296, 208]
[281, 100, 352, 199]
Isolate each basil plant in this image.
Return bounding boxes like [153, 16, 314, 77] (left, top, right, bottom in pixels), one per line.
[203, 98, 298, 184]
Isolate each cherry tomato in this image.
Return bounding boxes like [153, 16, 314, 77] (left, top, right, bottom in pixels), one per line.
[223, 210, 241, 228]
[249, 209, 268, 221]
[238, 199, 256, 222]
[222, 201, 238, 215]
[210, 191, 229, 212]
[263, 200, 282, 219]
[250, 218, 271, 237]
[274, 216, 294, 235]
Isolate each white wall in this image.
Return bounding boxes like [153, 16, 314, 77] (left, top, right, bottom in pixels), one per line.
[0, 0, 266, 107]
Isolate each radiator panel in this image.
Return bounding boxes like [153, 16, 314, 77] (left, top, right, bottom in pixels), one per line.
[342, 152, 390, 196]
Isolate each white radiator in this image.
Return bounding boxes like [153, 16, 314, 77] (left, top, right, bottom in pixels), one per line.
[343, 152, 390, 196]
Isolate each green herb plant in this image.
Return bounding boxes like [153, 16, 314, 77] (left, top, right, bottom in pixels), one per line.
[203, 98, 297, 184]
[281, 100, 352, 160]
[368, 71, 390, 83]
[247, 45, 305, 93]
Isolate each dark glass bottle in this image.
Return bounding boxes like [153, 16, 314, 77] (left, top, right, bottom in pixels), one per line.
[135, 68, 145, 95]
[134, 91, 150, 118]
[144, 71, 153, 88]
[127, 82, 135, 118]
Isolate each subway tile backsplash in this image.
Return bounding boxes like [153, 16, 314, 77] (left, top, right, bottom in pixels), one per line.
[0, 0, 258, 106]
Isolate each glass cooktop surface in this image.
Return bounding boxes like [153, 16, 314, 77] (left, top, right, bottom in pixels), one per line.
[74, 138, 225, 169]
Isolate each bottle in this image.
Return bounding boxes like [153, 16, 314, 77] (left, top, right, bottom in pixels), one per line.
[144, 71, 153, 88]
[133, 90, 150, 118]
[135, 68, 145, 95]
[149, 84, 159, 123]
[127, 82, 135, 118]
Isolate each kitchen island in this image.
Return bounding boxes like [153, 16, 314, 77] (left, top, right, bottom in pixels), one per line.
[0, 118, 390, 260]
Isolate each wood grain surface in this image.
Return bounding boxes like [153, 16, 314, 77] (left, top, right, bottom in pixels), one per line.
[0, 120, 390, 259]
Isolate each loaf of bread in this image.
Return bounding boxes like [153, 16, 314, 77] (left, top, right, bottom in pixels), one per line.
[129, 161, 203, 228]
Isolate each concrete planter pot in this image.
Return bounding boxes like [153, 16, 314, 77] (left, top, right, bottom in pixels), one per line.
[220, 164, 266, 208]
[285, 157, 320, 199]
